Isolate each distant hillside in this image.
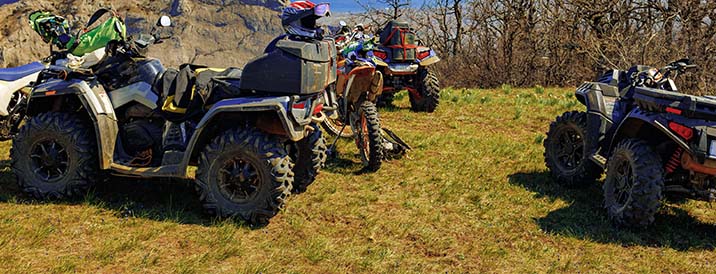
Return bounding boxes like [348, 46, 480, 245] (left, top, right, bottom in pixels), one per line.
[0, 0, 284, 68]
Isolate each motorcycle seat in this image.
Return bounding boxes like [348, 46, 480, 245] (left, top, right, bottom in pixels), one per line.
[0, 62, 45, 82]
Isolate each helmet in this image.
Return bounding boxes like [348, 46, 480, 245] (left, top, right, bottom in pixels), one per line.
[281, 1, 331, 39]
[29, 11, 74, 48]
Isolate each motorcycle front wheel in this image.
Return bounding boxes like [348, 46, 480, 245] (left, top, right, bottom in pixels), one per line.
[351, 101, 383, 172]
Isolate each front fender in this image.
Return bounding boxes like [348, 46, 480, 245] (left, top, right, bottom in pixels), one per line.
[419, 56, 441, 66]
[372, 57, 388, 67]
[28, 79, 118, 169]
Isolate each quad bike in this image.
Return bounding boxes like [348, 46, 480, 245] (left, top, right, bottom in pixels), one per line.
[12, 11, 332, 225]
[371, 20, 441, 112]
[322, 37, 385, 171]
[542, 58, 716, 228]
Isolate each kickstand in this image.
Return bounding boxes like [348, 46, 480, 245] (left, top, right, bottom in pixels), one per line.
[326, 122, 349, 159]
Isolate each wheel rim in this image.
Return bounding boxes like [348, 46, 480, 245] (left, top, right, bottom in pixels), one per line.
[30, 139, 69, 181]
[358, 111, 370, 162]
[612, 157, 634, 207]
[217, 157, 261, 203]
[552, 126, 584, 171]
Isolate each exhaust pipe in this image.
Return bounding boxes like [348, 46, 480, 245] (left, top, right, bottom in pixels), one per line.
[681, 153, 716, 176]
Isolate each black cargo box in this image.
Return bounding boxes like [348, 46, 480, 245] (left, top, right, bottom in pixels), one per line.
[240, 39, 337, 95]
[634, 87, 716, 120]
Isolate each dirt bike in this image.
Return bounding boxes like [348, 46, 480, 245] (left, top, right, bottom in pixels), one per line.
[0, 62, 44, 140]
[372, 20, 441, 112]
[322, 37, 386, 171]
[12, 11, 332, 225]
[543, 58, 714, 228]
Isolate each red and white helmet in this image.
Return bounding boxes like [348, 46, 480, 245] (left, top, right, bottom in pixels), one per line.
[281, 1, 331, 39]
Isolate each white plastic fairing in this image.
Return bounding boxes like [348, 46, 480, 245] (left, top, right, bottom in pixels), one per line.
[0, 72, 40, 116]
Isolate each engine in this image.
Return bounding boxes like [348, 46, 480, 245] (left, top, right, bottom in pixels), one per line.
[118, 104, 164, 166]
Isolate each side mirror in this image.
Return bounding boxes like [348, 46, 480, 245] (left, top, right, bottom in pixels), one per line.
[158, 16, 171, 27]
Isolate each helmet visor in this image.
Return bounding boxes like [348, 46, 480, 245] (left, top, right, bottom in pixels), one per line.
[314, 3, 330, 17]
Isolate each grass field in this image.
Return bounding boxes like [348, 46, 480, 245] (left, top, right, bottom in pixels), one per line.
[2, 87, 716, 273]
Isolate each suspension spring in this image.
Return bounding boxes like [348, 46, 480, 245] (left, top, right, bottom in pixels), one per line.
[665, 147, 684, 174]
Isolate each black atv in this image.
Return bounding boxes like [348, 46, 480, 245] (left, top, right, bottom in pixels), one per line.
[543, 59, 716, 228]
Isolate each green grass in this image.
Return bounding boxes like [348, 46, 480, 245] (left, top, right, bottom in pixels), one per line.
[0, 87, 715, 272]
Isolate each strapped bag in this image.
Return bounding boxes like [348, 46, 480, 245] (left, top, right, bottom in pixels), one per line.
[158, 64, 242, 122]
[379, 20, 417, 61]
[68, 8, 127, 56]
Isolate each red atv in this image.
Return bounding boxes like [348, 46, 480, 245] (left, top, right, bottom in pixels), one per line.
[372, 20, 441, 112]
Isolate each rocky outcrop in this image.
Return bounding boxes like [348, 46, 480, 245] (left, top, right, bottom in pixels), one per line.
[0, 0, 284, 68]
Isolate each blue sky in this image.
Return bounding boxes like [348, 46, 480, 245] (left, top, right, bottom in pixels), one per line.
[330, 0, 428, 13]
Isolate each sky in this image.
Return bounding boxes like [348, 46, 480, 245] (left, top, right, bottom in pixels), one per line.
[330, 0, 428, 13]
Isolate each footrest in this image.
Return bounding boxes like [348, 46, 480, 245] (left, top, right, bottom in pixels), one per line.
[590, 154, 607, 168]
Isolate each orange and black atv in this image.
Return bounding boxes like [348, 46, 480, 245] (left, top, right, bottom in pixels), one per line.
[372, 20, 441, 112]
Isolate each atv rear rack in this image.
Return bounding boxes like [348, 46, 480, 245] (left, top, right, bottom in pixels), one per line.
[634, 87, 716, 120]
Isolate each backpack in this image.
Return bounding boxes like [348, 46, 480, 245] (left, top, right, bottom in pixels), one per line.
[68, 8, 127, 56]
[379, 20, 417, 61]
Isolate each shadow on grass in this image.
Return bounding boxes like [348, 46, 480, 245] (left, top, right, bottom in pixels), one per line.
[509, 171, 716, 251]
[0, 159, 254, 228]
[377, 104, 410, 113]
[324, 151, 374, 175]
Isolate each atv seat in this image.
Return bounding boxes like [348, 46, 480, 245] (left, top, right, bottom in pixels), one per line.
[0, 62, 45, 82]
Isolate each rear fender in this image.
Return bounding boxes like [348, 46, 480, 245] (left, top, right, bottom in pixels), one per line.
[608, 109, 691, 156]
[180, 96, 316, 175]
[28, 79, 118, 169]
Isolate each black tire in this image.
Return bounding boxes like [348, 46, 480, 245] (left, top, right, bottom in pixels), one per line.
[195, 127, 293, 226]
[409, 68, 440, 113]
[354, 101, 383, 171]
[292, 124, 327, 194]
[603, 139, 664, 228]
[11, 112, 99, 199]
[543, 111, 603, 187]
